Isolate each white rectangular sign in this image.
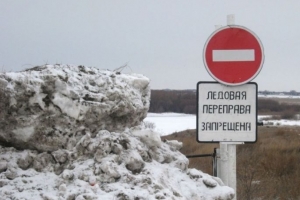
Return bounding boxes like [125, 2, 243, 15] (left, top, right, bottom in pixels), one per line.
[197, 82, 257, 143]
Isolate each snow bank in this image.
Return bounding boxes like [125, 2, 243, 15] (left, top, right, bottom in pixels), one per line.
[0, 65, 234, 199]
[0, 65, 150, 151]
[0, 127, 234, 200]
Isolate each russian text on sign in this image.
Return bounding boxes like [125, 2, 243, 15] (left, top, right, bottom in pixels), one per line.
[206, 91, 246, 100]
[197, 82, 257, 142]
[201, 122, 251, 131]
[203, 105, 251, 114]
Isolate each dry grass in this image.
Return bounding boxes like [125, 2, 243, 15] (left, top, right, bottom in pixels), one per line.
[163, 126, 300, 199]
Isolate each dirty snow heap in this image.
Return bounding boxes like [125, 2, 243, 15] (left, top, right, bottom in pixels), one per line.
[0, 65, 234, 200]
[0, 65, 149, 151]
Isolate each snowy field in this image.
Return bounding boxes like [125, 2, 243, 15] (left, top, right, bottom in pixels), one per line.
[258, 94, 300, 99]
[144, 113, 196, 136]
[145, 113, 300, 136]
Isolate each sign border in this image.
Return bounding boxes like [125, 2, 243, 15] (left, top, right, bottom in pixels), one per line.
[196, 81, 258, 143]
[203, 25, 265, 86]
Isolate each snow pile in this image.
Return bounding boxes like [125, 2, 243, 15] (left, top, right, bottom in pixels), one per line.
[0, 65, 234, 200]
[0, 65, 150, 151]
[0, 128, 234, 199]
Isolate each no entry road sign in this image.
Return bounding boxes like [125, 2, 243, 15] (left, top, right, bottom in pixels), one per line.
[203, 25, 264, 86]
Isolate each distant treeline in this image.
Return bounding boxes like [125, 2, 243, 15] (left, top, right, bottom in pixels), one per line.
[258, 98, 300, 118]
[149, 90, 196, 114]
[149, 90, 300, 117]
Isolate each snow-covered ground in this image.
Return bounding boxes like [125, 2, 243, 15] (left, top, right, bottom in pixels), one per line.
[144, 113, 196, 136]
[145, 113, 300, 136]
[0, 65, 235, 200]
[258, 94, 300, 98]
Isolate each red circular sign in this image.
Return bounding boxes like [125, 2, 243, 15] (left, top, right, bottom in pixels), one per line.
[203, 25, 264, 86]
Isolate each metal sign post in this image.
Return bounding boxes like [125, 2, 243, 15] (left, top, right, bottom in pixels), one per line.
[197, 82, 257, 200]
[221, 16, 237, 200]
[198, 15, 264, 200]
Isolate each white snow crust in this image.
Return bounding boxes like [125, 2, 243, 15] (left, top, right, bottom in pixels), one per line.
[0, 128, 234, 200]
[0, 65, 235, 200]
[145, 113, 196, 136]
[0, 64, 150, 151]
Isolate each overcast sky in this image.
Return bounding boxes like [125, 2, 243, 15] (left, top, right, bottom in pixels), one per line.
[1, 1, 299, 91]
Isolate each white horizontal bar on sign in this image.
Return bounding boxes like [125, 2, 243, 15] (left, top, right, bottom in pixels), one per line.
[212, 49, 255, 62]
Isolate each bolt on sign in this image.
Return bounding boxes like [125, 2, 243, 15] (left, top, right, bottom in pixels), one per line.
[197, 82, 257, 143]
